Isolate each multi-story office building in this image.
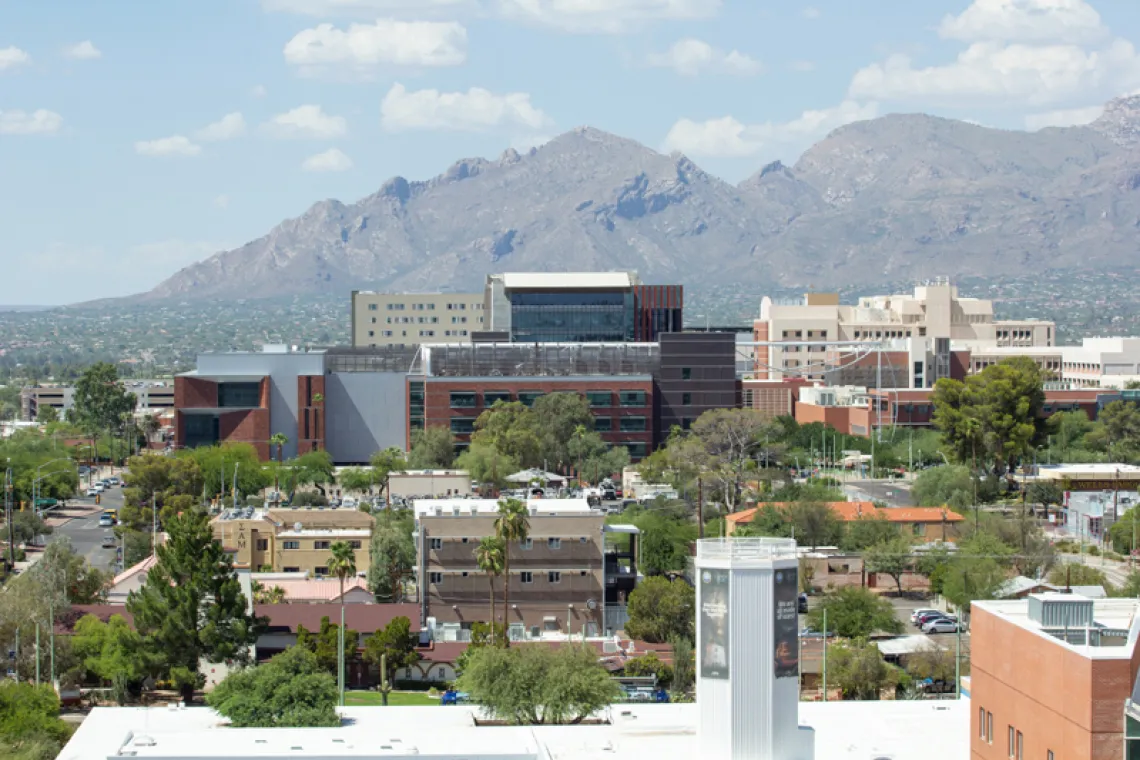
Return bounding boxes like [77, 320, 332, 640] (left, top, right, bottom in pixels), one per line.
[211, 506, 374, 575]
[351, 291, 486, 348]
[754, 281, 1055, 386]
[483, 272, 682, 343]
[21, 380, 175, 422]
[414, 498, 639, 638]
[970, 593, 1140, 760]
[1061, 337, 1140, 389]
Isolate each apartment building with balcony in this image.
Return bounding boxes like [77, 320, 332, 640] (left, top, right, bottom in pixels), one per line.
[211, 506, 374, 575]
[351, 291, 486, 348]
[970, 593, 1140, 760]
[414, 498, 639, 640]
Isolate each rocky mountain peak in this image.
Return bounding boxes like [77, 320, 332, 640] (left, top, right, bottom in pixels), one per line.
[1088, 93, 1140, 147]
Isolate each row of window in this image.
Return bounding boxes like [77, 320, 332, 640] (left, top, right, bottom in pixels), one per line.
[280, 539, 363, 550]
[449, 390, 648, 409]
[368, 302, 483, 311]
[448, 415, 645, 434]
[430, 537, 581, 550]
[978, 708, 1050, 760]
[368, 329, 469, 338]
[430, 570, 574, 584]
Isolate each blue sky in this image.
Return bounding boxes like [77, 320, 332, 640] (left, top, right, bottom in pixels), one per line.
[3, 0, 1140, 304]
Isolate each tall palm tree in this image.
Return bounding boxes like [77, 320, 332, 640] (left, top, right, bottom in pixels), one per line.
[494, 498, 530, 646]
[327, 540, 357, 704]
[474, 537, 505, 646]
[141, 414, 161, 446]
[270, 433, 288, 463]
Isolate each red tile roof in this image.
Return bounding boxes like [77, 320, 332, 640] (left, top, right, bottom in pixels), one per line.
[256, 603, 422, 633]
[727, 501, 964, 528]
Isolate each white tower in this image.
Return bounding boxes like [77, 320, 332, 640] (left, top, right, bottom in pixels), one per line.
[695, 537, 815, 760]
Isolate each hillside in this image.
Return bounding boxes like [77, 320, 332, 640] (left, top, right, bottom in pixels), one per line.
[144, 95, 1140, 301]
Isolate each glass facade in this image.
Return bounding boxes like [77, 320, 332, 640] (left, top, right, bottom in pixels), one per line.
[509, 290, 635, 343]
[586, 391, 612, 408]
[620, 416, 647, 432]
[518, 391, 545, 407]
[218, 382, 260, 408]
[450, 392, 477, 408]
[184, 414, 219, 448]
[450, 417, 477, 434]
[484, 390, 513, 406]
[594, 417, 613, 432]
[409, 381, 425, 430]
[619, 390, 647, 407]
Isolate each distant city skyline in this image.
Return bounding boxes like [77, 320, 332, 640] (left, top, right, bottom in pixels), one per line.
[2, 0, 1140, 304]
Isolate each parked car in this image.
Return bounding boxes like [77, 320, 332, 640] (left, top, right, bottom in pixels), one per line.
[798, 593, 809, 613]
[99, 514, 115, 527]
[915, 612, 950, 628]
[86, 487, 100, 497]
[107, 477, 120, 486]
[93, 483, 105, 493]
[911, 608, 942, 624]
[923, 618, 959, 634]
[100, 533, 117, 548]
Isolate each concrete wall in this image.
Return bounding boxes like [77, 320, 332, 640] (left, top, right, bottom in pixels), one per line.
[323, 371, 408, 464]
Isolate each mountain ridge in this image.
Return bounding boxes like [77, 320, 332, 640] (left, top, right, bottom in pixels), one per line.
[142, 96, 1140, 303]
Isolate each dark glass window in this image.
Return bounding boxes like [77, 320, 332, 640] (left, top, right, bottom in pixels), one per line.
[483, 391, 512, 406]
[409, 381, 425, 431]
[622, 442, 648, 459]
[682, 392, 692, 406]
[508, 290, 634, 342]
[619, 390, 646, 407]
[450, 417, 477, 434]
[620, 416, 646, 432]
[681, 368, 692, 380]
[594, 417, 613, 432]
[518, 391, 545, 407]
[586, 391, 612, 408]
[184, 414, 219, 448]
[218, 382, 260, 408]
[450, 392, 477, 408]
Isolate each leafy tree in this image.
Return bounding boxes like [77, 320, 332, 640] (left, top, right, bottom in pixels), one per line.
[456, 644, 620, 725]
[0, 682, 72, 759]
[72, 362, 136, 453]
[207, 646, 339, 728]
[127, 509, 264, 703]
[1115, 571, 1140, 598]
[362, 616, 421, 702]
[733, 504, 790, 538]
[337, 467, 375, 495]
[293, 618, 360, 676]
[35, 405, 58, 424]
[912, 465, 974, 508]
[669, 636, 694, 699]
[472, 401, 541, 468]
[805, 586, 903, 638]
[1098, 400, 1140, 453]
[121, 529, 152, 569]
[369, 447, 408, 499]
[188, 444, 271, 500]
[269, 433, 288, 463]
[71, 614, 144, 704]
[825, 639, 902, 700]
[906, 647, 956, 686]
[290, 450, 337, 497]
[690, 408, 777, 513]
[252, 581, 286, 605]
[1026, 481, 1063, 507]
[367, 511, 416, 602]
[407, 426, 457, 469]
[842, 514, 899, 551]
[494, 498, 530, 642]
[786, 502, 844, 549]
[1047, 563, 1109, 588]
[9, 512, 52, 545]
[456, 442, 519, 492]
[1110, 506, 1140, 555]
[931, 358, 1046, 475]
[475, 537, 505, 640]
[940, 540, 1009, 615]
[531, 393, 595, 471]
[865, 536, 913, 595]
[455, 621, 505, 674]
[623, 651, 673, 688]
[624, 576, 695, 643]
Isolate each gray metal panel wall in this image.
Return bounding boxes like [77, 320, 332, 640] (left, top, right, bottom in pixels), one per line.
[323, 372, 408, 464]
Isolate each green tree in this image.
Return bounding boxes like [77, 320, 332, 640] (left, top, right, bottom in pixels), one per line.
[906, 647, 957, 686]
[1110, 505, 1140, 555]
[622, 651, 673, 688]
[362, 616, 421, 703]
[940, 536, 1010, 615]
[291, 450, 337, 497]
[1115, 571, 1140, 598]
[369, 447, 408, 499]
[733, 504, 790, 538]
[690, 408, 776, 513]
[472, 401, 541, 468]
[1098, 400, 1140, 453]
[336, 468, 374, 495]
[842, 514, 899, 551]
[188, 444, 271, 500]
[786, 502, 844, 550]
[367, 511, 416, 602]
[0, 682, 72, 760]
[915, 543, 954, 596]
[455, 621, 506, 674]
[269, 433, 288, 463]
[669, 636, 694, 699]
[207, 646, 339, 728]
[407, 426, 456, 469]
[806, 586, 903, 639]
[72, 362, 136, 460]
[293, 617, 360, 676]
[912, 465, 974, 508]
[71, 614, 144, 704]
[9, 512, 52, 545]
[456, 644, 621, 725]
[825, 639, 902, 700]
[475, 537, 505, 642]
[624, 576, 695, 643]
[531, 393, 595, 471]
[865, 536, 914, 595]
[127, 509, 264, 703]
[1026, 481, 1063, 508]
[1047, 563, 1109, 588]
[327, 540, 357, 701]
[494, 498, 530, 643]
[456, 442, 519, 492]
[35, 405, 58, 424]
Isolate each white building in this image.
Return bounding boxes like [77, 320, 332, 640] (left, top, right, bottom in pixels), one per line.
[1061, 337, 1140, 388]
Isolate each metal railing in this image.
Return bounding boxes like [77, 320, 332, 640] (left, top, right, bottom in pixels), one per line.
[696, 537, 798, 561]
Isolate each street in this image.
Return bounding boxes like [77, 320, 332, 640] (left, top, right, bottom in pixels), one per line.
[844, 479, 915, 507]
[51, 478, 124, 573]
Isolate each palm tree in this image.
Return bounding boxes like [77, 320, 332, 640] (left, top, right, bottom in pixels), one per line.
[475, 537, 505, 646]
[327, 540, 357, 704]
[141, 414, 161, 446]
[270, 433, 288, 463]
[494, 498, 530, 646]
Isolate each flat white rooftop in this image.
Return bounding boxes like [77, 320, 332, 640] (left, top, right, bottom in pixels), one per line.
[58, 700, 970, 760]
[499, 271, 633, 290]
[973, 596, 1139, 659]
[414, 498, 596, 518]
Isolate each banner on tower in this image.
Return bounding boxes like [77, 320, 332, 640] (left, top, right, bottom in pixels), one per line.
[699, 569, 730, 680]
[773, 568, 799, 679]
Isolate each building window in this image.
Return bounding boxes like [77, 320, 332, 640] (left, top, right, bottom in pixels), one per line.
[518, 391, 544, 407]
[282, 541, 299, 550]
[619, 390, 647, 407]
[623, 442, 648, 459]
[586, 391, 612, 408]
[548, 538, 561, 549]
[620, 416, 647, 432]
[430, 572, 442, 584]
[682, 418, 693, 430]
[548, 571, 561, 584]
[430, 538, 442, 550]
[283, 566, 300, 572]
[520, 538, 533, 550]
[681, 368, 691, 380]
[484, 390, 512, 406]
[349, 540, 362, 549]
[368, 304, 378, 311]
[314, 540, 330, 550]
[450, 392, 477, 408]
[450, 417, 476, 434]
[594, 417, 613, 432]
[256, 539, 269, 551]
[368, 330, 374, 337]
[978, 708, 985, 739]
[987, 712, 993, 743]
[520, 571, 533, 584]
[218, 381, 260, 408]
[1009, 727, 1014, 757]
[913, 523, 926, 536]
[682, 392, 692, 406]
[1047, 752, 1053, 760]
[314, 567, 329, 577]
[370, 317, 377, 324]
[1016, 731, 1022, 760]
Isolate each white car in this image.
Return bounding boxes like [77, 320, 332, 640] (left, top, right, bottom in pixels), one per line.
[341, 497, 357, 509]
[923, 618, 959, 634]
[93, 483, 105, 493]
[911, 608, 942, 624]
[86, 487, 100, 497]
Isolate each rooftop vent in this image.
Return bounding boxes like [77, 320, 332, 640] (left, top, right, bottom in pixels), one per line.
[1028, 592, 1095, 628]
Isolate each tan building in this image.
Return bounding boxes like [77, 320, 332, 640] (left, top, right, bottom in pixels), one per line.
[970, 594, 1140, 760]
[415, 499, 638, 640]
[211, 507, 373, 575]
[388, 470, 472, 499]
[351, 291, 484, 348]
[754, 281, 1055, 386]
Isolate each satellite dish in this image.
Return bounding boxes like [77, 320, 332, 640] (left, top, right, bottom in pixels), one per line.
[586, 598, 597, 611]
[294, 522, 302, 532]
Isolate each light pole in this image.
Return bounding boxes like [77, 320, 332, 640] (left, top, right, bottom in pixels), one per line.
[33, 458, 79, 515]
[33, 470, 76, 519]
[233, 462, 240, 511]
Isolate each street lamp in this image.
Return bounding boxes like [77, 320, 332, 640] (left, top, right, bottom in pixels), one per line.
[33, 469, 77, 518]
[33, 458, 79, 514]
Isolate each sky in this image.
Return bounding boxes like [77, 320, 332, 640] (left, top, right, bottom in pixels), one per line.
[3, 0, 1140, 305]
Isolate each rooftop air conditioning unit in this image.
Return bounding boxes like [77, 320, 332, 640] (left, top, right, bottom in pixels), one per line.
[434, 506, 443, 516]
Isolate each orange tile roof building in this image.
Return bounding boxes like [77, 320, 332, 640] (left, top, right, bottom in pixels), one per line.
[726, 501, 965, 542]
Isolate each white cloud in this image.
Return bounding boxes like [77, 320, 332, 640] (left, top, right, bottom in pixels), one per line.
[381, 82, 552, 132]
[802, 6, 820, 19]
[251, 84, 268, 98]
[63, 41, 102, 60]
[498, 0, 721, 34]
[262, 0, 470, 14]
[647, 38, 762, 77]
[663, 100, 878, 159]
[135, 135, 202, 157]
[0, 109, 63, 135]
[196, 112, 246, 141]
[1024, 104, 1104, 129]
[0, 46, 31, 71]
[214, 194, 231, 209]
[302, 147, 354, 172]
[939, 0, 1106, 44]
[262, 105, 347, 138]
[284, 19, 466, 75]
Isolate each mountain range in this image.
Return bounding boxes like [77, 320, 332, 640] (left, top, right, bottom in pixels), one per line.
[144, 95, 1140, 302]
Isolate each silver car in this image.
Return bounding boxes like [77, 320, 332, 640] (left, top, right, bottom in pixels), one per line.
[923, 618, 959, 634]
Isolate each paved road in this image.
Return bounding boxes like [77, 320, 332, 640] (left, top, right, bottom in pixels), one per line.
[54, 482, 124, 572]
[844, 479, 915, 506]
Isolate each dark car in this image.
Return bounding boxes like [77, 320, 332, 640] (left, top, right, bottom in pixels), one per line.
[916, 612, 951, 627]
[798, 593, 809, 613]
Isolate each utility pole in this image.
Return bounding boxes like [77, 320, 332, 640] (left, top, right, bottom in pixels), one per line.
[233, 463, 240, 511]
[5, 463, 14, 569]
[821, 608, 828, 702]
[697, 477, 704, 539]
